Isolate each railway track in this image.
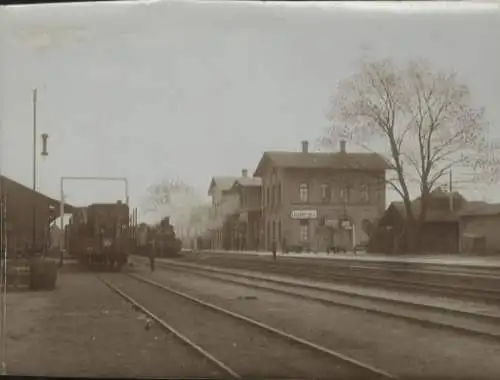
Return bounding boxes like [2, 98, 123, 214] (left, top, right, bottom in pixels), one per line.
[132, 257, 500, 343]
[175, 254, 500, 304]
[98, 272, 397, 380]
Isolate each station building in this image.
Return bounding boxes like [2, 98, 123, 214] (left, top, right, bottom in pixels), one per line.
[253, 140, 389, 252]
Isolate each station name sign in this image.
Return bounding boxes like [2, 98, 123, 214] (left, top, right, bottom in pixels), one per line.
[291, 210, 318, 220]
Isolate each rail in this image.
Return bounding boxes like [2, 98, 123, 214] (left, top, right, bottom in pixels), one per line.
[126, 272, 397, 379]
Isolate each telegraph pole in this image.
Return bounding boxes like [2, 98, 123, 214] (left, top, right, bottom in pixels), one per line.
[449, 169, 454, 212]
[32, 88, 37, 257]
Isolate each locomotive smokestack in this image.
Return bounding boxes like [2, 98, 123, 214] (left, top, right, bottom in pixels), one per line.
[340, 139, 346, 153]
[301, 140, 309, 153]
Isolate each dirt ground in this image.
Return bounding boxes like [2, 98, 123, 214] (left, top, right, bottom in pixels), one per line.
[2, 269, 222, 378]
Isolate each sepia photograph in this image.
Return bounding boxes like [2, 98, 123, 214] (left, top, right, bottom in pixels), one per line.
[1, 0, 500, 378]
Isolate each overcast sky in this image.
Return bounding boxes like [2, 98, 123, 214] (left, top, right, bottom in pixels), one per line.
[1, 1, 499, 223]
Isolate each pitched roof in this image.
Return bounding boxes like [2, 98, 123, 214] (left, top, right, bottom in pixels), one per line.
[253, 151, 390, 177]
[458, 202, 500, 217]
[233, 177, 262, 188]
[386, 189, 468, 223]
[207, 176, 238, 195]
[0, 175, 76, 213]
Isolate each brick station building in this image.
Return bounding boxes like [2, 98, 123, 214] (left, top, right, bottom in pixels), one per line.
[253, 140, 389, 252]
[0, 175, 75, 255]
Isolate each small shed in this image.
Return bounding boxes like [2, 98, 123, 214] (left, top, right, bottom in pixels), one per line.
[458, 202, 500, 255]
[370, 189, 465, 254]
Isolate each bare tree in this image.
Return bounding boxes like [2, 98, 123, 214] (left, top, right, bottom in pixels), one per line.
[141, 178, 211, 242]
[323, 59, 498, 252]
[143, 178, 193, 212]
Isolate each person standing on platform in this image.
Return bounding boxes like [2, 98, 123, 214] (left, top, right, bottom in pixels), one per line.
[272, 240, 277, 261]
[149, 240, 156, 272]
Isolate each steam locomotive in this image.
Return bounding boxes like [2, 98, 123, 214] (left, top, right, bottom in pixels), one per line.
[135, 217, 182, 258]
[65, 201, 130, 270]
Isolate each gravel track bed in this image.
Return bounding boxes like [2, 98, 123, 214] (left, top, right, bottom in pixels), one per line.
[153, 258, 500, 318]
[4, 272, 222, 378]
[179, 255, 500, 291]
[187, 251, 500, 273]
[157, 264, 500, 338]
[104, 272, 381, 379]
[137, 265, 500, 380]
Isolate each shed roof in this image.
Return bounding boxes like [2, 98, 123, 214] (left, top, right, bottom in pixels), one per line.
[0, 175, 76, 214]
[458, 202, 500, 217]
[383, 188, 468, 224]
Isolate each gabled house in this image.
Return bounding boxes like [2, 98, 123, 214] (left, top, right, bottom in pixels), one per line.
[226, 173, 262, 251]
[207, 175, 238, 250]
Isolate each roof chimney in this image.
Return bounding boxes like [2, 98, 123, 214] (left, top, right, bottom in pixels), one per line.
[241, 169, 248, 177]
[301, 140, 309, 153]
[340, 139, 346, 153]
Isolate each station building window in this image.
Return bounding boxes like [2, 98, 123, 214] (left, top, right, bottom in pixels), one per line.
[320, 184, 330, 203]
[266, 220, 270, 249]
[299, 183, 309, 202]
[340, 186, 351, 203]
[277, 183, 282, 206]
[299, 219, 309, 242]
[360, 185, 369, 203]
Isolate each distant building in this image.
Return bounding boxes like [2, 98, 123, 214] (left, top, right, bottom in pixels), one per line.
[372, 189, 470, 254]
[225, 171, 262, 251]
[458, 202, 500, 255]
[207, 175, 240, 250]
[253, 140, 389, 252]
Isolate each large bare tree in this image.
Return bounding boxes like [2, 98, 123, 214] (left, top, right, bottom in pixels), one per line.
[323, 59, 498, 251]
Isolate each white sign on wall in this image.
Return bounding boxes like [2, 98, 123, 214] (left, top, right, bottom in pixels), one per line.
[291, 210, 318, 220]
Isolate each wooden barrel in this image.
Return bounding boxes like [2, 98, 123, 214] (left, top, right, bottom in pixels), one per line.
[29, 258, 58, 290]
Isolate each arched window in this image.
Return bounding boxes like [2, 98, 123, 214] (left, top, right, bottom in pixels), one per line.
[299, 183, 309, 202]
